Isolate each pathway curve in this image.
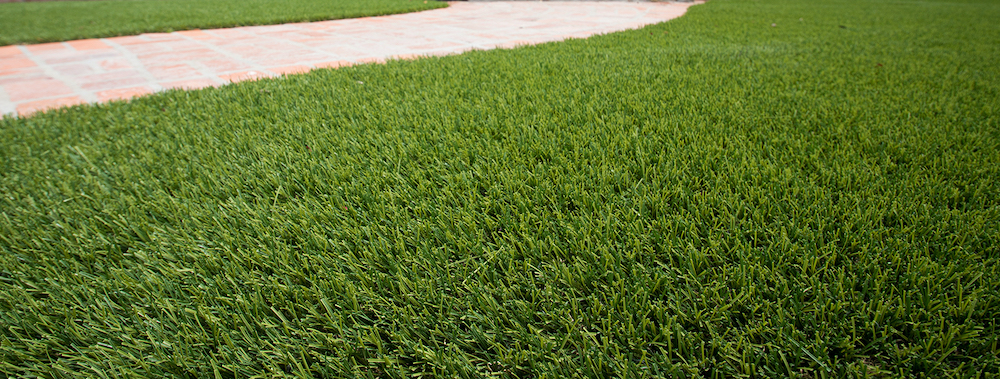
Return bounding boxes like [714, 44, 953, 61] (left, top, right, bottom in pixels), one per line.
[0, 1, 694, 117]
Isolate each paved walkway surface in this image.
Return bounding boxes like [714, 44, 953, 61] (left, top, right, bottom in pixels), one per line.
[0, 1, 694, 117]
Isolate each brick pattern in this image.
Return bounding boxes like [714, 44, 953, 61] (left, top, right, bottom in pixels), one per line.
[0, 1, 695, 117]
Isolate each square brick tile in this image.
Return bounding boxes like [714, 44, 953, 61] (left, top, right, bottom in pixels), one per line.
[408, 41, 464, 51]
[256, 53, 328, 67]
[100, 59, 132, 71]
[0, 68, 43, 80]
[147, 64, 203, 81]
[53, 63, 96, 76]
[67, 40, 111, 51]
[0, 58, 35, 71]
[203, 29, 250, 41]
[105, 36, 149, 45]
[270, 65, 311, 75]
[201, 60, 254, 73]
[139, 48, 217, 62]
[0, 70, 47, 84]
[176, 29, 217, 40]
[17, 96, 85, 116]
[143, 33, 184, 42]
[226, 44, 273, 57]
[0, 46, 23, 59]
[96, 86, 152, 102]
[78, 71, 147, 91]
[6, 79, 75, 102]
[43, 50, 117, 65]
[25, 42, 67, 53]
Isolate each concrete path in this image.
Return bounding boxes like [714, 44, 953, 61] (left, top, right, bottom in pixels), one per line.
[0, 1, 694, 117]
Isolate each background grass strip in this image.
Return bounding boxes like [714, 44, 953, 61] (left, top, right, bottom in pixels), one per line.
[0, 0, 446, 46]
[1, 0, 999, 377]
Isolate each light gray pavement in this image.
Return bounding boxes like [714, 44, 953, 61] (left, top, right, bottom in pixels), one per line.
[0, 1, 695, 117]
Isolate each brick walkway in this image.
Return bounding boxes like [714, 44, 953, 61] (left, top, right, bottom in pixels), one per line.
[0, 1, 694, 117]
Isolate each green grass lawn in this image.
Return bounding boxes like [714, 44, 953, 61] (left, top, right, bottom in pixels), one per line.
[2, 0, 999, 377]
[0, 0, 446, 46]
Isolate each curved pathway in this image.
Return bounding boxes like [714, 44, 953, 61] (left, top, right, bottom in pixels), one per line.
[0, 1, 695, 117]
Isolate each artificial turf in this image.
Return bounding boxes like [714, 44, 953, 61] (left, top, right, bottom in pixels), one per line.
[0, 0, 446, 46]
[1, 0, 999, 377]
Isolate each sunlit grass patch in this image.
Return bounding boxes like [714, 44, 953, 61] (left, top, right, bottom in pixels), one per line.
[1, 0, 999, 377]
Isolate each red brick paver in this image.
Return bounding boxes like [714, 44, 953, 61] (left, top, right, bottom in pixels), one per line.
[0, 1, 696, 117]
[67, 40, 112, 51]
[96, 86, 153, 102]
[16, 96, 85, 116]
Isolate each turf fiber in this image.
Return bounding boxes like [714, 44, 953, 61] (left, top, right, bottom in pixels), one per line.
[1, 0, 999, 377]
